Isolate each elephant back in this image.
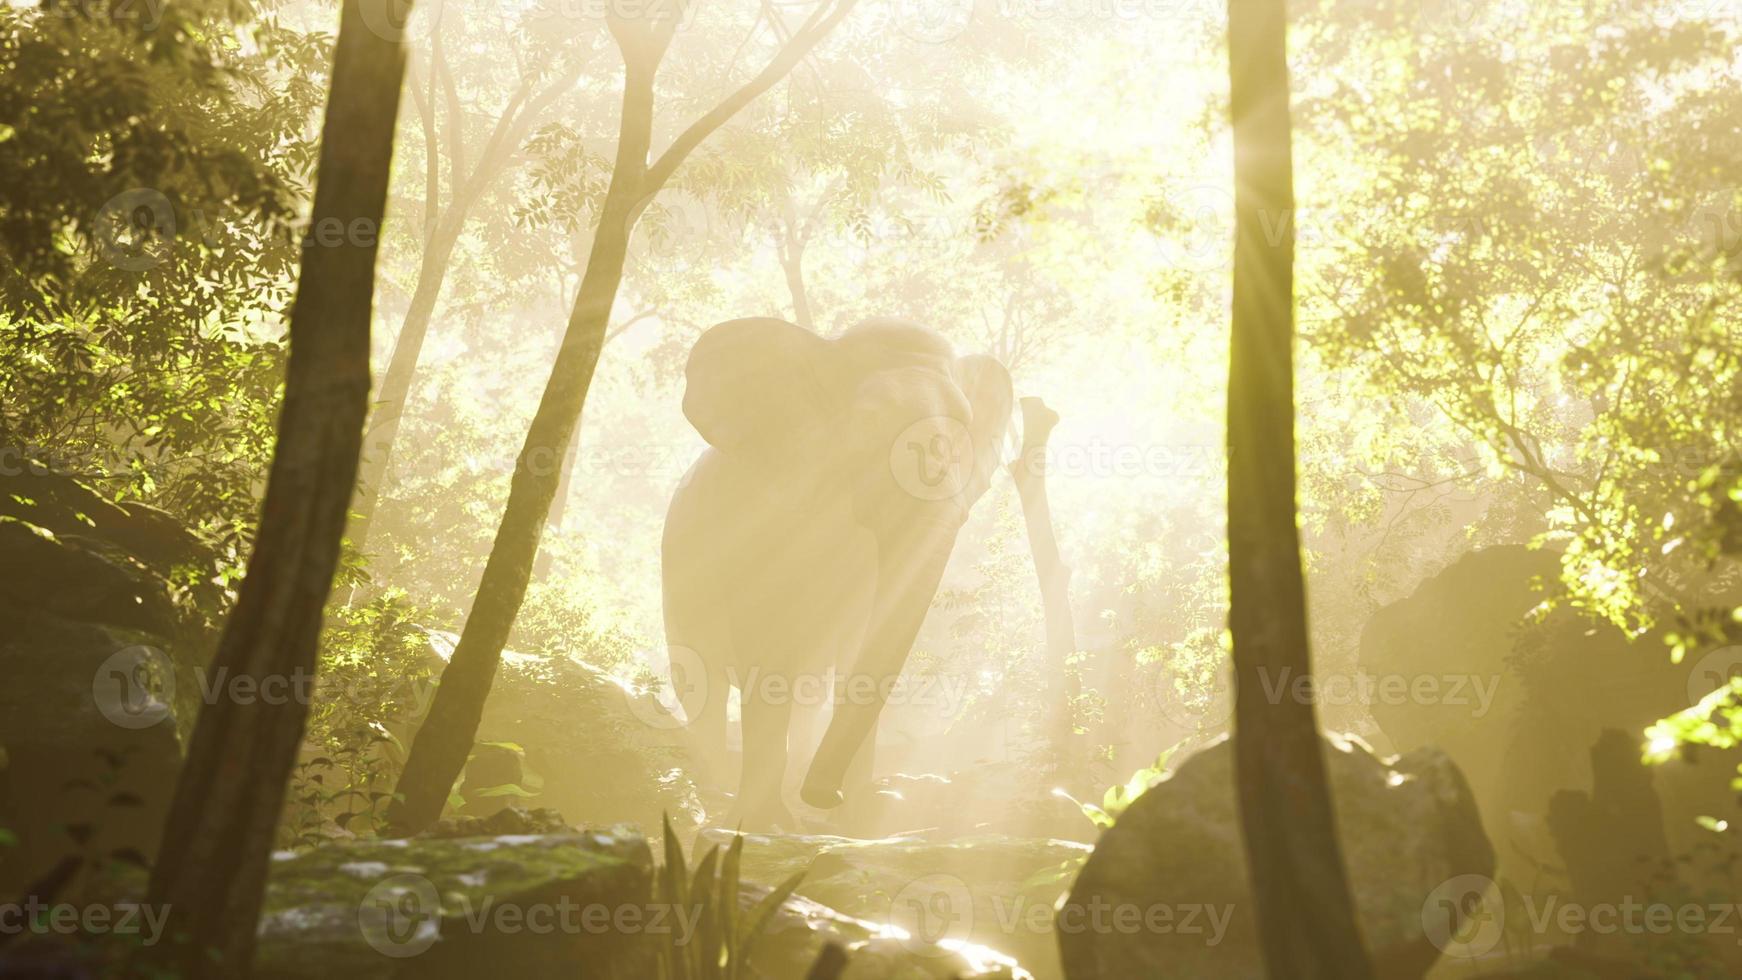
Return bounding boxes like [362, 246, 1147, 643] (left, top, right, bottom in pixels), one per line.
[681, 317, 848, 466]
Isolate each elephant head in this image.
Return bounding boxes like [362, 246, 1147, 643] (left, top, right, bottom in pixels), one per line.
[681, 316, 1013, 807]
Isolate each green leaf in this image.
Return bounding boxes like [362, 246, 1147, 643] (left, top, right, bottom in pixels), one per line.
[738, 870, 805, 967]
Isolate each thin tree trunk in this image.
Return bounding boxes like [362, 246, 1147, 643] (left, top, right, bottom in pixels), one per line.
[1009, 397, 1078, 748]
[544, 422, 584, 534]
[141, 2, 408, 973]
[351, 66, 582, 548]
[351, 222, 460, 545]
[1225, 1, 1373, 977]
[384, 57, 651, 833]
[384, 1, 858, 835]
[778, 194, 815, 330]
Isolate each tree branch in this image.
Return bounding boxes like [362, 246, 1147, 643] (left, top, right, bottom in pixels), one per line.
[643, 0, 859, 193]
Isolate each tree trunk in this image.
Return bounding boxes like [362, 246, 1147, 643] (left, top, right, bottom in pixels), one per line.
[384, 54, 653, 834]
[1224, 1, 1373, 977]
[350, 67, 580, 549]
[350, 220, 462, 547]
[778, 193, 815, 330]
[1009, 397, 1079, 751]
[140, 2, 408, 973]
[384, 1, 858, 835]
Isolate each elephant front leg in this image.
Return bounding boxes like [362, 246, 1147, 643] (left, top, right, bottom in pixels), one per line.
[733, 681, 799, 831]
[802, 522, 958, 809]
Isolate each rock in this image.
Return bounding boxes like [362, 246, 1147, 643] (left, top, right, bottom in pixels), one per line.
[1057, 734, 1493, 980]
[0, 472, 219, 896]
[421, 805, 576, 839]
[411, 632, 704, 834]
[250, 825, 1031, 980]
[831, 764, 1094, 843]
[704, 829, 1084, 979]
[457, 741, 527, 818]
[255, 828, 655, 979]
[1547, 730, 1673, 935]
[1357, 545, 1742, 872]
[741, 884, 1032, 980]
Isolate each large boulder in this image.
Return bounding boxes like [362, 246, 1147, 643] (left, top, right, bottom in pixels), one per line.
[1057, 734, 1492, 980]
[0, 469, 219, 895]
[1358, 545, 1742, 873]
[411, 632, 704, 833]
[704, 829, 1087, 980]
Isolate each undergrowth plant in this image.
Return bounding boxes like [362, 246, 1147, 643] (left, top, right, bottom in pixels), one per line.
[656, 814, 805, 980]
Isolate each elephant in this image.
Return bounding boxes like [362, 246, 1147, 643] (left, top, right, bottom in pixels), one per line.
[661, 316, 1013, 829]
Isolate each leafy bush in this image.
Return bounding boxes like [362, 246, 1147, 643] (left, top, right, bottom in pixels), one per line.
[654, 815, 804, 980]
[279, 597, 436, 847]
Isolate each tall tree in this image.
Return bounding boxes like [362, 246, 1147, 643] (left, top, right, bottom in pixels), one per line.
[1224, 1, 1373, 977]
[141, 1, 410, 973]
[385, 0, 860, 835]
[350, 24, 590, 547]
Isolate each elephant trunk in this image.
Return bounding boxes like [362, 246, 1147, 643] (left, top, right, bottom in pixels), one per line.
[800, 519, 958, 809]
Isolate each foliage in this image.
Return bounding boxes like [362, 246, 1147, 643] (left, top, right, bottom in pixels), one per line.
[0, 0, 328, 559]
[280, 597, 437, 847]
[1646, 677, 1742, 791]
[1059, 741, 1185, 831]
[654, 815, 804, 980]
[1295, 0, 1742, 639]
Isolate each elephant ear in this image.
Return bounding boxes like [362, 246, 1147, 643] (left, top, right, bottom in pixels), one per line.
[682, 317, 847, 458]
[954, 353, 1014, 503]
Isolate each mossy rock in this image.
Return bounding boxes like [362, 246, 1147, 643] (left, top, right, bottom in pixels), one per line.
[1059, 734, 1493, 980]
[415, 632, 703, 834]
[256, 828, 654, 979]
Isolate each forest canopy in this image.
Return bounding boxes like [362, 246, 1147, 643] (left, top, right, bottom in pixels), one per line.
[2, 0, 1741, 976]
